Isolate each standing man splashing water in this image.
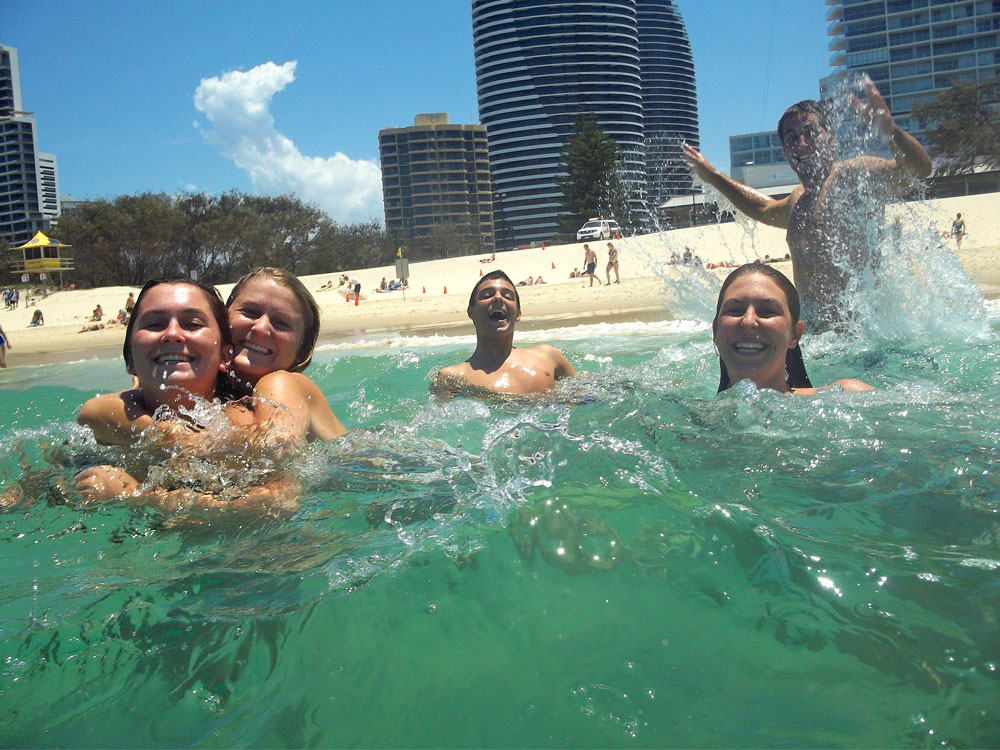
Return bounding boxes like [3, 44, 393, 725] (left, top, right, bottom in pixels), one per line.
[683, 78, 931, 328]
[432, 270, 576, 396]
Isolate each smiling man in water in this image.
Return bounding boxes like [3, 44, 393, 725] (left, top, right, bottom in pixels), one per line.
[432, 270, 576, 397]
[683, 78, 931, 329]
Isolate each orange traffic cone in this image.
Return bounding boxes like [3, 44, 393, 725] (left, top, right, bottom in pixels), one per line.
[422, 286, 426, 294]
[479, 268, 483, 276]
[541, 242, 546, 250]
[444, 286, 448, 294]
[616, 232, 621, 239]
[551, 261, 556, 269]
[354, 293, 359, 306]
[345, 291, 350, 303]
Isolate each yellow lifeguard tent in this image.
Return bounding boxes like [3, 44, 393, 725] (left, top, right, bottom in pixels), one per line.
[9, 231, 74, 288]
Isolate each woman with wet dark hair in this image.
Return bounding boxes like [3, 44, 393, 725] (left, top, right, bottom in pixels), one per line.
[713, 263, 872, 394]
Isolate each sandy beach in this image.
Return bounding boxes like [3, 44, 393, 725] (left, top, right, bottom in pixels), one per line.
[2, 192, 996, 367]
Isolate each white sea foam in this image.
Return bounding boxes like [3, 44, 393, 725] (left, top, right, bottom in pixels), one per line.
[314, 318, 709, 354]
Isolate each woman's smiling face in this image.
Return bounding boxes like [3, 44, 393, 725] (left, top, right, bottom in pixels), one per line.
[713, 272, 804, 392]
[128, 283, 227, 407]
[228, 278, 306, 384]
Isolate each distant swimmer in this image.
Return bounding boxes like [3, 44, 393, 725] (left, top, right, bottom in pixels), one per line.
[713, 262, 873, 394]
[432, 270, 576, 397]
[684, 78, 931, 329]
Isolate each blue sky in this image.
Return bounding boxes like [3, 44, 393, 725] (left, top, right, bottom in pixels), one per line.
[5, 0, 830, 224]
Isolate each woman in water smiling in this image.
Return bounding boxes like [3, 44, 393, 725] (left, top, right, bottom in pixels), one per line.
[78, 268, 344, 446]
[225, 267, 345, 441]
[74, 276, 297, 512]
[713, 262, 872, 394]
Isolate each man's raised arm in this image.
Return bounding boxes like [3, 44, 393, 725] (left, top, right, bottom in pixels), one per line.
[851, 79, 932, 181]
[682, 143, 794, 229]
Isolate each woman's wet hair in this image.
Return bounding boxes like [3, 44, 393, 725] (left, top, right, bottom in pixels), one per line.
[123, 277, 232, 373]
[713, 262, 813, 393]
[469, 270, 520, 311]
[777, 100, 831, 142]
[227, 267, 320, 372]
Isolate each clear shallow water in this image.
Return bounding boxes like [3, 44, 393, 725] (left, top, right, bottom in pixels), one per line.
[2, 297, 1000, 746]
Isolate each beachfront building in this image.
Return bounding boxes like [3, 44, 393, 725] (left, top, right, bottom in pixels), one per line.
[0, 45, 58, 250]
[728, 131, 798, 191]
[472, 0, 699, 249]
[378, 113, 494, 253]
[826, 0, 1000, 142]
[638, 0, 700, 213]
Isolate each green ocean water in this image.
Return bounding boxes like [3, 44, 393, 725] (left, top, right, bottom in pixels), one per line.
[2, 295, 999, 747]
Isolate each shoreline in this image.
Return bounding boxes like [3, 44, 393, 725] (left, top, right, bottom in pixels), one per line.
[2, 191, 997, 369]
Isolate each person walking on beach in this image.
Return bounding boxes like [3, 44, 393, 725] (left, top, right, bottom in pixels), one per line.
[0, 320, 10, 367]
[951, 213, 966, 249]
[606, 241, 620, 284]
[432, 270, 576, 397]
[583, 244, 602, 287]
[683, 78, 931, 328]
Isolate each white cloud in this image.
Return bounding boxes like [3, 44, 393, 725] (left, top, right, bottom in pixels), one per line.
[193, 61, 383, 224]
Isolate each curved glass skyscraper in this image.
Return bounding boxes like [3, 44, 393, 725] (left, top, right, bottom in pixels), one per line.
[472, 0, 698, 248]
[638, 0, 699, 212]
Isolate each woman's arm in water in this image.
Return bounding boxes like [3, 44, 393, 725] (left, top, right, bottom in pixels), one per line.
[251, 371, 347, 442]
[682, 142, 796, 229]
[77, 391, 154, 446]
[74, 465, 300, 518]
[792, 378, 874, 395]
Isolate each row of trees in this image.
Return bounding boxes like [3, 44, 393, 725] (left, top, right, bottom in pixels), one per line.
[50, 192, 475, 288]
[558, 111, 635, 239]
[912, 74, 1000, 175]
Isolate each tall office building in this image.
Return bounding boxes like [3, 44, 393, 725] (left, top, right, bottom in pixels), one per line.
[826, 0, 1000, 140]
[472, 0, 698, 248]
[638, 0, 700, 211]
[728, 131, 797, 189]
[0, 45, 56, 248]
[379, 113, 494, 249]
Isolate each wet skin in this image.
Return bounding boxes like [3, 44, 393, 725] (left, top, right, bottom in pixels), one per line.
[433, 278, 576, 396]
[684, 80, 931, 328]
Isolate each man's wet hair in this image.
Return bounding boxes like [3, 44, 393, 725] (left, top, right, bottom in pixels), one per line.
[468, 270, 520, 311]
[777, 100, 831, 143]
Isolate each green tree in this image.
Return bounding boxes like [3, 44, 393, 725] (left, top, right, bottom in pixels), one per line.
[558, 112, 634, 238]
[911, 75, 1000, 175]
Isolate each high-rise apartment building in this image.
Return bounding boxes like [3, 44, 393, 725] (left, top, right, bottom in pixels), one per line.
[379, 113, 494, 250]
[728, 131, 797, 189]
[0, 45, 57, 248]
[826, 0, 1000, 140]
[472, 0, 698, 248]
[638, 0, 700, 211]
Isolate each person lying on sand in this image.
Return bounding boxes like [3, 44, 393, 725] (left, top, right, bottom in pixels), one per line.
[431, 270, 575, 398]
